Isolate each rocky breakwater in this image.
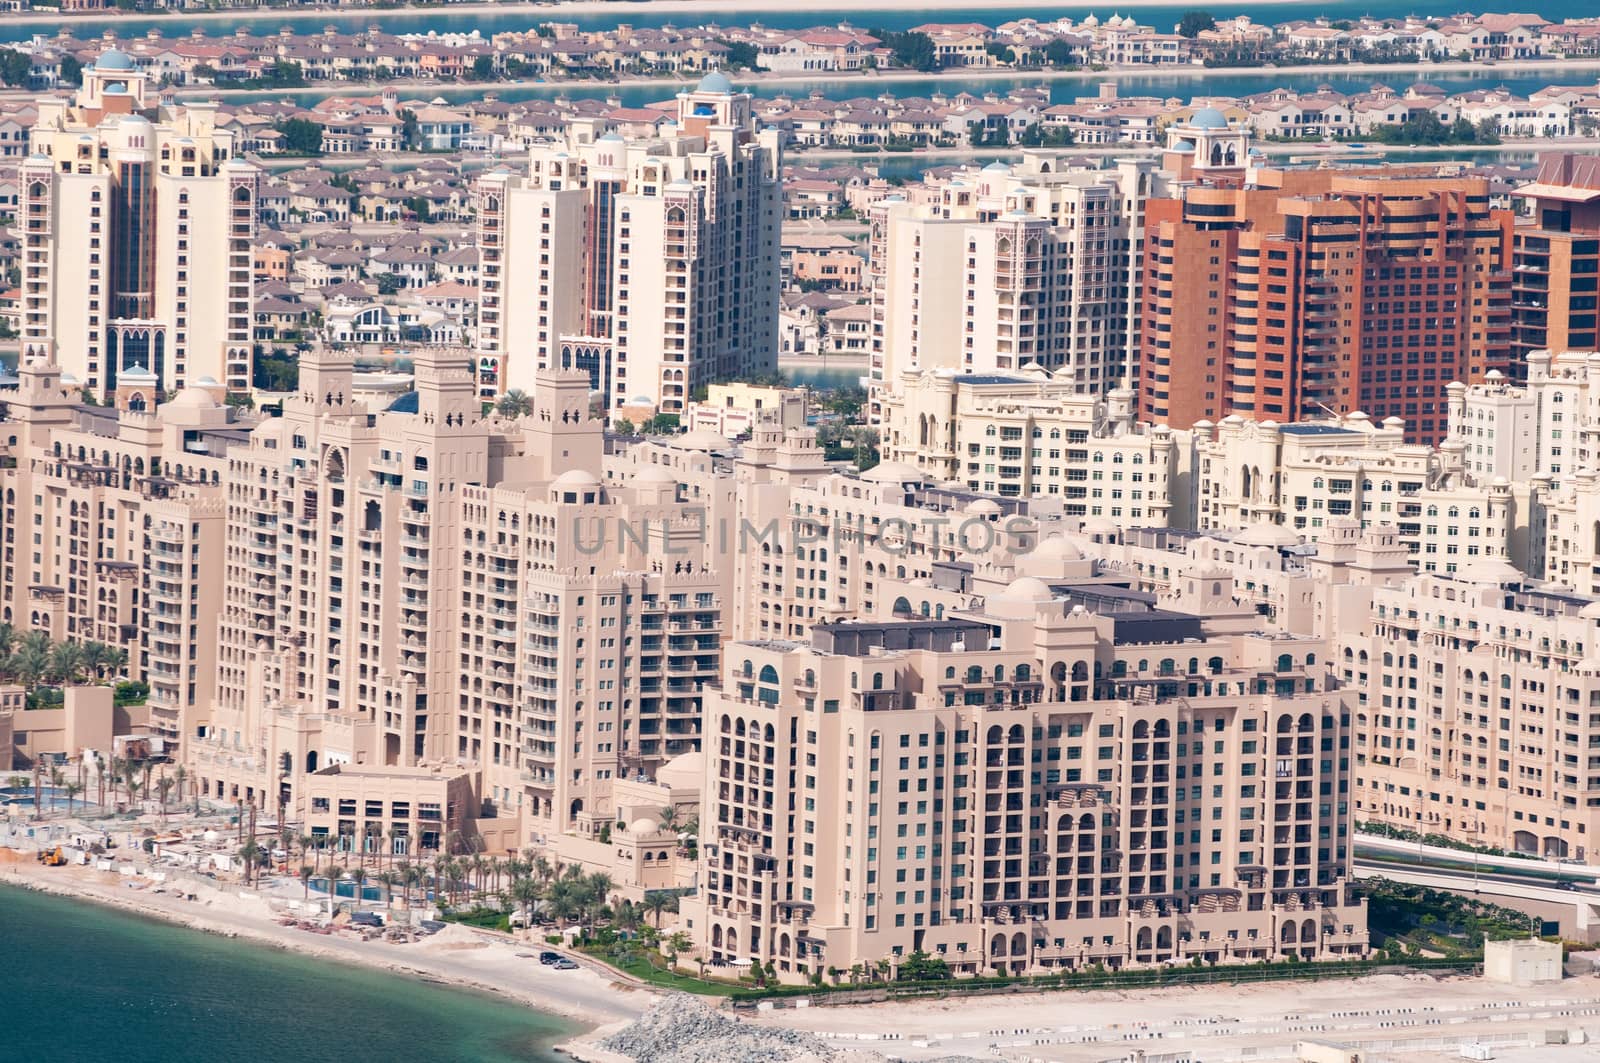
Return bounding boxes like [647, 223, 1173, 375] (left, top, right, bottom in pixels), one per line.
[597, 995, 981, 1063]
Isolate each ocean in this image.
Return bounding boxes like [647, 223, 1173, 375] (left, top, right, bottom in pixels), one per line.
[14, 0, 1600, 43]
[0, 884, 572, 1063]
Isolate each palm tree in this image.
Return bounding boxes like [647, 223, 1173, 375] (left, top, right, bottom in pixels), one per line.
[46, 641, 86, 685]
[496, 389, 532, 419]
[658, 804, 681, 833]
[173, 765, 188, 806]
[63, 781, 82, 817]
[156, 774, 175, 822]
[299, 864, 315, 899]
[81, 641, 111, 681]
[350, 865, 368, 905]
[0, 622, 17, 666]
[125, 775, 143, 814]
[104, 646, 129, 681]
[646, 891, 669, 928]
[377, 870, 397, 907]
[12, 639, 48, 690]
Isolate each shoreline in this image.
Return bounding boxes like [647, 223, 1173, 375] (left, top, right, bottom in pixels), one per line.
[111, 56, 1600, 104]
[0, 851, 652, 1032]
[0, 0, 1302, 30]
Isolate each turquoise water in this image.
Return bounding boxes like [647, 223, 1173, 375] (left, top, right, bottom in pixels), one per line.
[19, 0, 1600, 42]
[0, 884, 571, 1063]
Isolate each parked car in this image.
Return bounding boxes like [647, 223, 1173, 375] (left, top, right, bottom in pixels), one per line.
[551, 958, 579, 970]
[538, 951, 561, 965]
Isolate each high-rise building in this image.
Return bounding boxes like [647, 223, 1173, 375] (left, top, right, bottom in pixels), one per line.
[1311, 522, 1600, 862]
[1511, 153, 1600, 368]
[866, 153, 1162, 418]
[0, 359, 235, 742]
[1140, 148, 1513, 444]
[688, 558, 1368, 982]
[474, 73, 781, 414]
[21, 50, 258, 400]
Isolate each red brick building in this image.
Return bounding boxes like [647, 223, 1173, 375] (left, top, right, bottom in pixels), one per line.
[1140, 167, 1513, 443]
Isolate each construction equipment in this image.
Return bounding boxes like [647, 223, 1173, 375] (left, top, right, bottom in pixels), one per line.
[35, 847, 66, 866]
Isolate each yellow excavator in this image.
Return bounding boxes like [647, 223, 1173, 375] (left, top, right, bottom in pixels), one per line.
[35, 847, 66, 867]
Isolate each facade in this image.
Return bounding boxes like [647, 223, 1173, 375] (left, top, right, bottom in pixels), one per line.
[1140, 154, 1513, 445]
[688, 566, 1367, 982]
[867, 152, 1164, 418]
[879, 368, 1191, 523]
[1511, 153, 1600, 369]
[0, 360, 235, 741]
[1194, 411, 1531, 574]
[1313, 525, 1600, 861]
[20, 50, 257, 400]
[474, 73, 781, 413]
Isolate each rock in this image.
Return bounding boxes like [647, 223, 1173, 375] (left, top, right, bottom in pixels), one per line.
[599, 995, 982, 1063]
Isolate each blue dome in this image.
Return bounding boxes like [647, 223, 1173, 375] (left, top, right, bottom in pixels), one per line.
[1188, 106, 1229, 130]
[96, 49, 136, 72]
[386, 391, 419, 414]
[696, 70, 733, 94]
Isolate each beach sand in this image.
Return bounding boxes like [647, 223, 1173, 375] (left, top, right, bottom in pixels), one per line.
[0, 847, 653, 1029]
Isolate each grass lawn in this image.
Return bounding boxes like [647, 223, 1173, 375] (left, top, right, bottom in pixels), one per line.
[585, 946, 742, 996]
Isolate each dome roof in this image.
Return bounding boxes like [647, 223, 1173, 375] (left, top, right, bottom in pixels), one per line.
[657, 750, 703, 789]
[696, 70, 733, 94]
[629, 817, 659, 836]
[119, 363, 156, 381]
[598, 131, 625, 143]
[552, 468, 601, 488]
[1081, 515, 1119, 535]
[385, 391, 419, 414]
[1458, 557, 1523, 586]
[96, 48, 136, 72]
[1029, 536, 1084, 562]
[164, 387, 219, 412]
[1235, 521, 1300, 548]
[675, 428, 728, 450]
[1580, 601, 1600, 621]
[1003, 575, 1055, 603]
[1189, 106, 1229, 129]
[964, 497, 1003, 516]
[860, 460, 923, 484]
[632, 465, 678, 485]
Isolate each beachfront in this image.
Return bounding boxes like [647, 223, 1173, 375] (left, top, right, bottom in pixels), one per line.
[0, 828, 651, 1029]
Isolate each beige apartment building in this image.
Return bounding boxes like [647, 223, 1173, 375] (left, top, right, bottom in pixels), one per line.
[179, 353, 734, 850]
[879, 369, 1191, 523]
[687, 561, 1367, 982]
[1310, 523, 1600, 861]
[21, 50, 257, 399]
[867, 152, 1166, 418]
[1195, 411, 1532, 575]
[0, 360, 236, 740]
[474, 72, 781, 413]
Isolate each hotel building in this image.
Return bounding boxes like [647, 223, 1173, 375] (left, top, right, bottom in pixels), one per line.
[878, 368, 1191, 523]
[1194, 411, 1531, 574]
[1140, 152, 1513, 444]
[474, 72, 781, 413]
[866, 152, 1162, 417]
[20, 49, 257, 400]
[689, 552, 1367, 982]
[0, 359, 237, 742]
[1311, 524, 1600, 862]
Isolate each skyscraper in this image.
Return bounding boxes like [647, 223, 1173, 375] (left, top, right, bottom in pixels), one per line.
[475, 72, 781, 415]
[1140, 122, 1512, 444]
[21, 50, 258, 401]
[867, 152, 1161, 418]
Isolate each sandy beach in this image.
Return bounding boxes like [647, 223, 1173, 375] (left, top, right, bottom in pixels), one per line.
[752, 972, 1600, 1061]
[0, 846, 653, 1029]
